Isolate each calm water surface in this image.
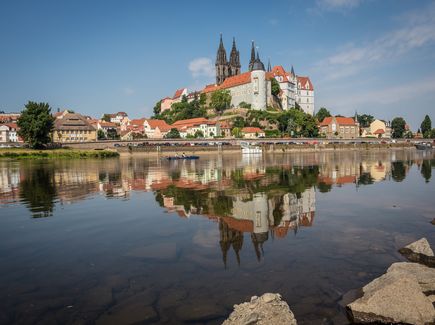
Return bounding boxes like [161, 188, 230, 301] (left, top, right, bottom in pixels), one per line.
[0, 150, 434, 324]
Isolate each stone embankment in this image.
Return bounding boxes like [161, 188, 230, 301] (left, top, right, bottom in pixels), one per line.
[346, 237, 435, 325]
[223, 293, 297, 325]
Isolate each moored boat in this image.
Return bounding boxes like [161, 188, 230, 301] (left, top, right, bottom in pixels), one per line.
[165, 155, 200, 160]
[240, 142, 262, 154]
[415, 142, 433, 150]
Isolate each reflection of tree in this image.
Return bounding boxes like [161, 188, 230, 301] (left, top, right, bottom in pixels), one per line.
[391, 161, 406, 182]
[421, 160, 432, 183]
[358, 172, 374, 185]
[20, 165, 57, 218]
[317, 182, 332, 193]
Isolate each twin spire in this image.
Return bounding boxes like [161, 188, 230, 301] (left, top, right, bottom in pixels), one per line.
[215, 34, 241, 85]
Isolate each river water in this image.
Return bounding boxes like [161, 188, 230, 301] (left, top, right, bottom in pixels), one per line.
[0, 150, 434, 324]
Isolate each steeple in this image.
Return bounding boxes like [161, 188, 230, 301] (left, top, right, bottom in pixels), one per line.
[291, 65, 295, 77]
[251, 51, 265, 71]
[215, 33, 229, 85]
[229, 37, 241, 76]
[249, 41, 256, 71]
[267, 58, 271, 72]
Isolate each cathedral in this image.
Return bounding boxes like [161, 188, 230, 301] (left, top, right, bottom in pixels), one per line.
[215, 34, 241, 85]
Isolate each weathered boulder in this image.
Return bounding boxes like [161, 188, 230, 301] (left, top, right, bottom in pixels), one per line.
[387, 262, 435, 294]
[399, 237, 435, 267]
[223, 293, 297, 325]
[347, 263, 435, 324]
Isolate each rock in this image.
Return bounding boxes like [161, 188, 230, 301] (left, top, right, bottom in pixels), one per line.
[431, 218, 435, 225]
[403, 238, 434, 256]
[125, 242, 177, 260]
[399, 237, 435, 267]
[347, 267, 435, 324]
[387, 262, 435, 293]
[223, 293, 297, 325]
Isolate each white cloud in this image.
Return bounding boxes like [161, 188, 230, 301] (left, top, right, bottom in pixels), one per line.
[317, 0, 362, 10]
[188, 57, 214, 78]
[314, 2, 435, 81]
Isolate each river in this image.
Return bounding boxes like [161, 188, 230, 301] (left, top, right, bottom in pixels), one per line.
[0, 150, 434, 324]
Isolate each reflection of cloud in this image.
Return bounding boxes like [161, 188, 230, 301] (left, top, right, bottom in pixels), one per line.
[193, 228, 219, 248]
[123, 87, 135, 96]
[188, 57, 214, 78]
[314, 2, 435, 81]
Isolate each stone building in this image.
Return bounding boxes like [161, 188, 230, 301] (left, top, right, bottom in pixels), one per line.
[318, 116, 359, 139]
[296, 76, 315, 115]
[216, 35, 241, 85]
[53, 112, 97, 143]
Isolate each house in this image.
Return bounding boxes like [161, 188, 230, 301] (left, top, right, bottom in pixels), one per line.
[110, 112, 128, 124]
[0, 113, 20, 124]
[220, 121, 232, 138]
[296, 76, 314, 116]
[120, 130, 134, 141]
[361, 119, 391, 138]
[241, 127, 265, 139]
[318, 117, 359, 139]
[144, 119, 172, 138]
[172, 88, 188, 103]
[98, 121, 118, 136]
[160, 97, 174, 113]
[0, 123, 21, 142]
[127, 118, 146, 133]
[172, 118, 220, 138]
[270, 65, 297, 110]
[53, 112, 97, 143]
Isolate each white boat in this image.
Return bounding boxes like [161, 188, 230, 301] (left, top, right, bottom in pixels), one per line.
[241, 142, 262, 154]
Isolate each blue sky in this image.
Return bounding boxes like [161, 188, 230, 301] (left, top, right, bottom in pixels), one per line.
[1, 0, 434, 129]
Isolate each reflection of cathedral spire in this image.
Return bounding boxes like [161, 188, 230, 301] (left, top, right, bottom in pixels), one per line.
[251, 232, 268, 261]
[219, 220, 244, 268]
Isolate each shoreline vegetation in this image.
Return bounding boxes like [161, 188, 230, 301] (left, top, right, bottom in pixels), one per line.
[0, 148, 119, 159]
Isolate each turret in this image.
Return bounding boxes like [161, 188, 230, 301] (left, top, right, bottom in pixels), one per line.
[251, 51, 267, 110]
[248, 41, 256, 71]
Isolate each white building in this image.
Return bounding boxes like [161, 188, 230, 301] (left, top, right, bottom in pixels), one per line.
[0, 123, 20, 142]
[296, 76, 315, 115]
[270, 65, 296, 110]
[108, 112, 128, 125]
[172, 118, 220, 138]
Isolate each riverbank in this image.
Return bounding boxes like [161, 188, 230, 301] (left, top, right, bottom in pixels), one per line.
[0, 148, 119, 159]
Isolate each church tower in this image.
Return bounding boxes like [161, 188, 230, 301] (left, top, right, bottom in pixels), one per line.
[229, 37, 241, 77]
[215, 34, 229, 85]
[248, 41, 256, 71]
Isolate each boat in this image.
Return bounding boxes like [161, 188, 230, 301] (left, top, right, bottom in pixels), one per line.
[415, 142, 433, 150]
[165, 155, 200, 160]
[240, 142, 262, 154]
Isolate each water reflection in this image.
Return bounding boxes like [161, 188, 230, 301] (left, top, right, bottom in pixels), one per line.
[0, 151, 434, 324]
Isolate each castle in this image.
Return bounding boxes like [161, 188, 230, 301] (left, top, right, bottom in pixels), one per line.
[162, 35, 315, 115]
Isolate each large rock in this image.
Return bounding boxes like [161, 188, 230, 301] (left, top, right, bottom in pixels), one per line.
[223, 293, 297, 325]
[347, 263, 435, 325]
[399, 237, 435, 267]
[387, 262, 435, 294]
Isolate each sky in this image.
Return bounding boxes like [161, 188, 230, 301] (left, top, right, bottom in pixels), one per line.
[1, 0, 434, 130]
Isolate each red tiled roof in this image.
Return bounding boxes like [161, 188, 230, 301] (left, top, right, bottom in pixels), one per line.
[221, 217, 254, 233]
[172, 118, 214, 128]
[373, 128, 385, 134]
[297, 76, 314, 91]
[130, 118, 146, 126]
[99, 121, 117, 127]
[319, 116, 356, 126]
[173, 88, 186, 99]
[242, 127, 264, 134]
[4, 123, 18, 130]
[220, 72, 252, 89]
[146, 119, 171, 131]
[202, 84, 219, 94]
[271, 66, 289, 82]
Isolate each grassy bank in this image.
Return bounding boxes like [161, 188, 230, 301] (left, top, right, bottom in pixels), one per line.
[0, 148, 119, 159]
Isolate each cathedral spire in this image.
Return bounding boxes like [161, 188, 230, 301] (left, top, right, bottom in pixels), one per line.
[215, 34, 229, 85]
[267, 58, 271, 72]
[291, 65, 295, 77]
[229, 36, 241, 77]
[249, 41, 256, 71]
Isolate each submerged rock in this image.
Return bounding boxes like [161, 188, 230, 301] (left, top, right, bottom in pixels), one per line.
[223, 293, 297, 325]
[347, 262, 435, 324]
[399, 237, 435, 267]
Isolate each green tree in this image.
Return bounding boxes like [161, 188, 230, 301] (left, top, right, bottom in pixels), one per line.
[421, 160, 431, 183]
[271, 78, 280, 96]
[199, 93, 207, 107]
[231, 127, 243, 138]
[391, 117, 406, 138]
[153, 100, 162, 117]
[210, 90, 231, 114]
[165, 128, 181, 139]
[194, 130, 204, 138]
[97, 129, 106, 140]
[357, 114, 374, 128]
[238, 101, 251, 109]
[315, 107, 331, 122]
[17, 101, 55, 149]
[233, 116, 245, 128]
[420, 115, 432, 138]
[101, 114, 112, 122]
[431, 129, 435, 138]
